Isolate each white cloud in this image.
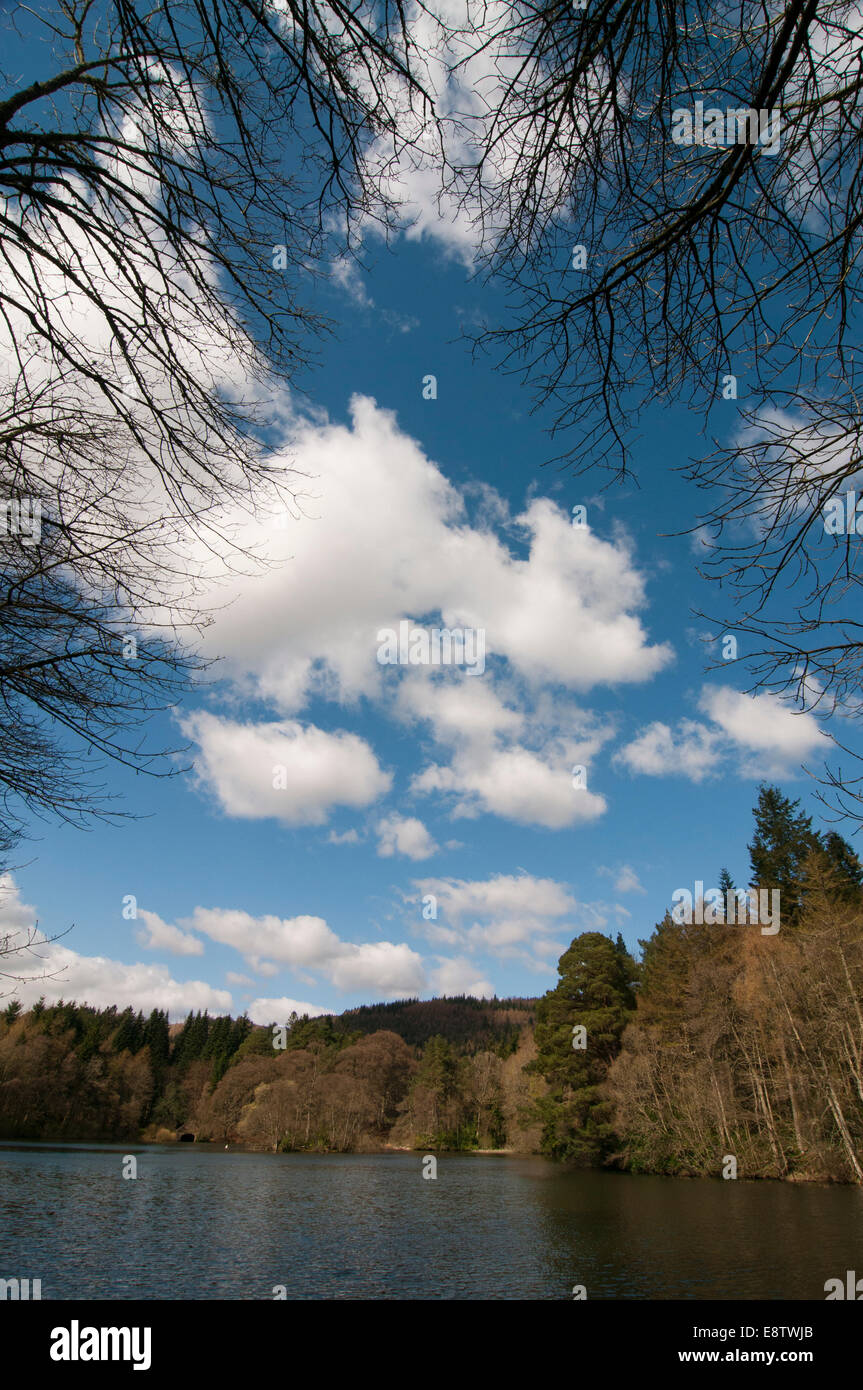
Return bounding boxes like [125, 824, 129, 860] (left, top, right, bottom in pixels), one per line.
[329, 255, 374, 308]
[247, 996, 330, 1024]
[328, 828, 362, 845]
[20, 952, 232, 1020]
[615, 719, 721, 782]
[617, 686, 827, 782]
[407, 871, 626, 969]
[409, 872, 576, 963]
[162, 393, 669, 832]
[191, 396, 671, 714]
[412, 741, 607, 828]
[10, 946, 229, 1020]
[0, 876, 230, 1019]
[180, 905, 425, 998]
[180, 712, 391, 826]
[699, 685, 826, 768]
[184, 907, 344, 972]
[325, 941, 425, 996]
[399, 672, 612, 827]
[135, 908, 204, 956]
[414, 871, 575, 924]
[0, 873, 38, 935]
[428, 956, 494, 999]
[376, 813, 438, 860]
[599, 864, 646, 895]
[350, 0, 605, 264]
[396, 673, 524, 746]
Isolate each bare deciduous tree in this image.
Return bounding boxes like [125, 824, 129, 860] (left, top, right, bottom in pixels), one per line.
[422, 0, 863, 814]
[0, 0, 432, 846]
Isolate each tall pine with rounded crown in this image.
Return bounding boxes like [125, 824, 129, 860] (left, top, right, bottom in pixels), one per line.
[532, 932, 636, 1163]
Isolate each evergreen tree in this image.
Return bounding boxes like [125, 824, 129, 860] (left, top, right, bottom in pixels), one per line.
[820, 832, 863, 901]
[77, 1013, 104, 1063]
[172, 1010, 209, 1068]
[749, 785, 821, 925]
[113, 1008, 143, 1055]
[532, 931, 636, 1163]
[411, 1035, 464, 1146]
[614, 931, 641, 991]
[416, 1035, 457, 1097]
[143, 1009, 170, 1073]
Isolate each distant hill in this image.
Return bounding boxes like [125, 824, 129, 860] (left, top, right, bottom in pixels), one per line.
[326, 994, 537, 1051]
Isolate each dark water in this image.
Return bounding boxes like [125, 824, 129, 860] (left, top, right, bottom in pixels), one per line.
[1, 1141, 861, 1299]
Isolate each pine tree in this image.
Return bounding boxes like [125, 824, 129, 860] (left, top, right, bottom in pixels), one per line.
[821, 832, 863, 900]
[718, 867, 735, 895]
[143, 1009, 170, 1072]
[114, 1008, 142, 1055]
[614, 931, 641, 991]
[749, 785, 821, 925]
[532, 931, 636, 1163]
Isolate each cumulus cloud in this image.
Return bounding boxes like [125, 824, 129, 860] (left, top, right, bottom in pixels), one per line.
[598, 864, 646, 895]
[20, 952, 232, 1019]
[412, 741, 607, 828]
[326, 941, 425, 995]
[191, 396, 671, 713]
[164, 391, 669, 832]
[349, 0, 608, 265]
[400, 672, 612, 827]
[614, 865, 645, 895]
[428, 956, 494, 999]
[328, 828, 362, 845]
[247, 996, 330, 1024]
[376, 813, 438, 859]
[0, 872, 39, 935]
[615, 719, 722, 782]
[408, 872, 577, 964]
[180, 905, 425, 998]
[135, 908, 204, 956]
[0, 876, 230, 1019]
[184, 907, 344, 972]
[699, 685, 826, 767]
[180, 712, 391, 825]
[406, 871, 629, 969]
[617, 686, 826, 781]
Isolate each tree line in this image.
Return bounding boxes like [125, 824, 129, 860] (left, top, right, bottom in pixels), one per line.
[2, 784, 862, 1178]
[534, 784, 863, 1182]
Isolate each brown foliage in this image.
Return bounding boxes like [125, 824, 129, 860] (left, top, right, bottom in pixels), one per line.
[608, 869, 863, 1181]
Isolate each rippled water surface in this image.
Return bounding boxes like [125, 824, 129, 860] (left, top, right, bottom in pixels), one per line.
[1, 1142, 860, 1299]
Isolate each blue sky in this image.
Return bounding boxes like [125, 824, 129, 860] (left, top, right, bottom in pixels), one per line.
[1, 7, 845, 1023]
[5, 232, 838, 1024]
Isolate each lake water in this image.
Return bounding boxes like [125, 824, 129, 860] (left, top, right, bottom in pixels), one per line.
[1, 1141, 861, 1299]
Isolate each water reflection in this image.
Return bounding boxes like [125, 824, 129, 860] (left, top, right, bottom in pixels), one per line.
[1, 1143, 859, 1299]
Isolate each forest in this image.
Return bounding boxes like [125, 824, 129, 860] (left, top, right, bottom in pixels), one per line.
[2, 784, 862, 1183]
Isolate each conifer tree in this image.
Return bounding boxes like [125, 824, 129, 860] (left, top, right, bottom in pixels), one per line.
[532, 932, 636, 1163]
[143, 1009, 170, 1073]
[821, 832, 863, 901]
[113, 1008, 142, 1055]
[749, 785, 821, 925]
